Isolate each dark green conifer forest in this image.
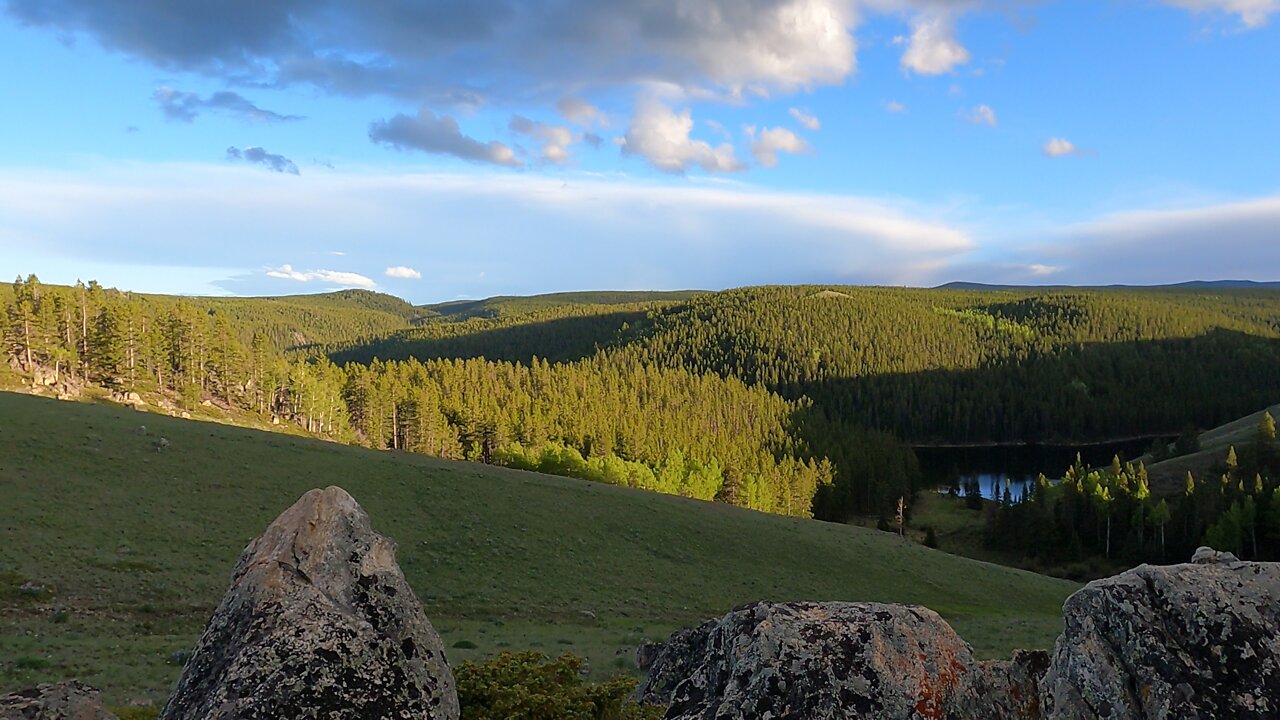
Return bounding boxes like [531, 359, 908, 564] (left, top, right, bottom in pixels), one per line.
[6, 275, 1280, 544]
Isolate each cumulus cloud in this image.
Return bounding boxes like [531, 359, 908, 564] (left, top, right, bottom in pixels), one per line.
[747, 126, 810, 167]
[1043, 137, 1085, 157]
[789, 107, 821, 131]
[884, 100, 907, 113]
[900, 12, 971, 75]
[266, 264, 376, 288]
[226, 146, 299, 174]
[153, 87, 301, 123]
[5, 0, 859, 101]
[509, 115, 576, 164]
[369, 108, 521, 167]
[1161, 0, 1279, 28]
[964, 104, 997, 127]
[621, 99, 744, 173]
[384, 266, 422, 279]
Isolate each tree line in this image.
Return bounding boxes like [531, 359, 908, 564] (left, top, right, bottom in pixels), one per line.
[2, 275, 833, 517]
[983, 414, 1280, 564]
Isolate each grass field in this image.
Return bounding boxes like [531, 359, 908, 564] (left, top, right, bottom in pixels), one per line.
[0, 391, 1078, 708]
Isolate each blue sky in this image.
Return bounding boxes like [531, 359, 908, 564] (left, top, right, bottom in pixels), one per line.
[1, 0, 1277, 303]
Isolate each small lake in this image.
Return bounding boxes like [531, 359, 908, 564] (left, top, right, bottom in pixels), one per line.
[915, 438, 1160, 501]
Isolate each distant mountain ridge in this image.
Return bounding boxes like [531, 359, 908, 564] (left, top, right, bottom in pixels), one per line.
[938, 280, 1280, 291]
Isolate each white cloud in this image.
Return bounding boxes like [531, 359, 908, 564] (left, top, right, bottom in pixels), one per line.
[1027, 263, 1061, 276]
[266, 264, 376, 288]
[747, 126, 811, 167]
[789, 107, 821, 131]
[1161, 0, 1279, 28]
[1043, 137, 1083, 157]
[965, 104, 997, 127]
[621, 99, 745, 173]
[901, 12, 971, 75]
[884, 100, 907, 113]
[0, 163, 974, 293]
[509, 115, 576, 164]
[385, 266, 422, 279]
[1032, 194, 1280, 284]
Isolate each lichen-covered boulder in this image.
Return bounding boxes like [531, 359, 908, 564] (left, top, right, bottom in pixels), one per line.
[160, 486, 458, 720]
[636, 600, 1034, 720]
[0, 681, 118, 720]
[971, 650, 1050, 720]
[1041, 555, 1280, 719]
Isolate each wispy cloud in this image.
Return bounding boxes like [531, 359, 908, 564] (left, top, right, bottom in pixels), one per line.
[266, 264, 376, 288]
[154, 87, 302, 123]
[1160, 0, 1279, 28]
[0, 163, 974, 295]
[226, 146, 299, 174]
[788, 108, 821, 131]
[964, 104, 997, 127]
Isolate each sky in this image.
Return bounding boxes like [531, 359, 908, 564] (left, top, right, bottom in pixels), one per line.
[0, 0, 1277, 303]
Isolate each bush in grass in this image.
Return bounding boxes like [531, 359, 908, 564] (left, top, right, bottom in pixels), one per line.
[456, 651, 664, 720]
[924, 526, 938, 549]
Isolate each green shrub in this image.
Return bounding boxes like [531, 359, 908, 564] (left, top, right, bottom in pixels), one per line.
[14, 656, 51, 670]
[452, 640, 479, 649]
[456, 651, 664, 720]
[110, 708, 160, 720]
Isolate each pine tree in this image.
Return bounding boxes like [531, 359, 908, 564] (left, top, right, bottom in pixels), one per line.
[89, 304, 125, 388]
[1261, 411, 1277, 443]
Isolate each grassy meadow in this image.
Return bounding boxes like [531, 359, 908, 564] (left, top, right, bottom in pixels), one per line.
[0, 391, 1077, 707]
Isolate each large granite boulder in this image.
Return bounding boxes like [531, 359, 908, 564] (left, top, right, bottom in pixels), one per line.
[0, 681, 118, 720]
[160, 486, 458, 720]
[636, 600, 1041, 720]
[1041, 554, 1280, 719]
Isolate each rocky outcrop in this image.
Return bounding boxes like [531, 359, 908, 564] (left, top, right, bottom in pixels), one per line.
[636, 600, 1039, 720]
[160, 486, 458, 720]
[971, 650, 1050, 720]
[0, 681, 118, 720]
[1042, 554, 1280, 719]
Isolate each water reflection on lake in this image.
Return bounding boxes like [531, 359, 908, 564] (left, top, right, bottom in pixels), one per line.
[915, 439, 1158, 501]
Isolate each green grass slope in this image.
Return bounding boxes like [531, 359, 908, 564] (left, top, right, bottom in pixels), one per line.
[1143, 401, 1280, 493]
[0, 392, 1077, 706]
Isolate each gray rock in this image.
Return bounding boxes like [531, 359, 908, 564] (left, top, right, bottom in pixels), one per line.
[971, 650, 1049, 720]
[160, 486, 458, 720]
[637, 600, 1039, 720]
[1042, 559, 1280, 719]
[1191, 545, 1239, 564]
[0, 680, 119, 719]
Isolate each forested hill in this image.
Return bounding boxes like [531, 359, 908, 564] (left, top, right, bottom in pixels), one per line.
[330, 284, 1280, 444]
[7, 275, 1280, 524]
[0, 282, 421, 351]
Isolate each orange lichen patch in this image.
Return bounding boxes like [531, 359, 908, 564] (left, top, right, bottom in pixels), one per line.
[912, 644, 970, 719]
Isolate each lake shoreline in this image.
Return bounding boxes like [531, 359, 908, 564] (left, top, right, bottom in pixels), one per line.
[911, 434, 1170, 451]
